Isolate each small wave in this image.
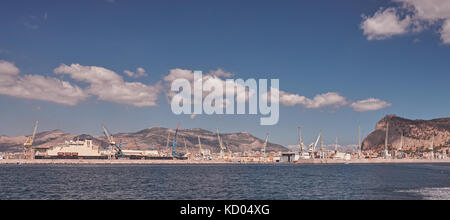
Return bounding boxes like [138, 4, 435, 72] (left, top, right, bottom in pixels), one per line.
[398, 187, 450, 200]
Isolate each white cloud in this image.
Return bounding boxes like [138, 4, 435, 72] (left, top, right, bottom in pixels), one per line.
[209, 68, 234, 78]
[0, 61, 88, 106]
[279, 91, 348, 109]
[163, 68, 256, 107]
[395, 0, 450, 21]
[163, 68, 388, 113]
[1, 61, 391, 113]
[440, 20, 450, 44]
[362, 0, 450, 44]
[0, 60, 20, 78]
[54, 64, 162, 107]
[351, 98, 392, 112]
[163, 68, 195, 82]
[361, 8, 412, 40]
[124, 67, 148, 78]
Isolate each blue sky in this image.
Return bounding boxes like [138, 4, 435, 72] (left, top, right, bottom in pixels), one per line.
[0, 0, 449, 146]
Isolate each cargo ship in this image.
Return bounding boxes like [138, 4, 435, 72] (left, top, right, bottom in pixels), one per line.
[34, 136, 173, 160]
[34, 136, 111, 160]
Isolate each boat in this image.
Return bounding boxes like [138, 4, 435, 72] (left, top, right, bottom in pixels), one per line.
[35, 136, 111, 160]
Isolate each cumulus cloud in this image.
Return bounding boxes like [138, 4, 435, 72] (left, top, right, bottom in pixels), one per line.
[0, 61, 392, 113]
[440, 20, 450, 44]
[0, 61, 88, 105]
[163, 68, 389, 112]
[124, 67, 148, 78]
[54, 64, 162, 107]
[396, 0, 450, 21]
[163, 68, 256, 107]
[362, 0, 450, 44]
[209, 68, 234, 78]
[279, 91, 348, 109]
[350, 98, 392, 112]
[0, 60, 20, 78]
[163, 68, 195, 82]
[361, 8, 412, 40]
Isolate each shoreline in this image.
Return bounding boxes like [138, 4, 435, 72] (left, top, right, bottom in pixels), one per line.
[0, 158, 449, 165]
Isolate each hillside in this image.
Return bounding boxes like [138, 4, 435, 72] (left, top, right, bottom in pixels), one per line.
[0, 127, 288, 153]
[362, 115, 450, 153]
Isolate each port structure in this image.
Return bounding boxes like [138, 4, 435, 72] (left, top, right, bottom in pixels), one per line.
[216, 128, 226, 159]
[23, 121, 38, 159]
[102, 124, 123, 158]
[262, 133, 269, 162]
[198, 136, 204, 159]
[358, 125, 362, 159]
[172, 122, 187, 160]
[308, 130, 322, 159]
[183, 136, 191, 159]
[298, 127, 304, 153]
[384, 121, 391, 159]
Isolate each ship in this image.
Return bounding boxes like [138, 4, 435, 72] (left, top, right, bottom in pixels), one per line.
[34, 136, 111, 160]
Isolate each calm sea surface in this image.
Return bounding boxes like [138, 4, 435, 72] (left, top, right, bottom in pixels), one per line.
[0, 163, 449, 200]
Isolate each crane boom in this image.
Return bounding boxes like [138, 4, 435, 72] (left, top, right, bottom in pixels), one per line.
[216, 128, 225, 150]
[102, 124, 115, 145]
[166, 132, 171, 149]
[298, 127, 304, 153]
[263, 133, 269, 159]
[216, 128, 225, 158]
[101, 124, 121, 156]
[172, 122, 185, 159]
[313, 131, 322, 151]
[183, 137, 188, 152]
[198, 136, 202, 153]
[24, 121, 38, 146]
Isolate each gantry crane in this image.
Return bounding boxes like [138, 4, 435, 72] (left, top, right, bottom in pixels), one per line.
[24, 121, 38, 159]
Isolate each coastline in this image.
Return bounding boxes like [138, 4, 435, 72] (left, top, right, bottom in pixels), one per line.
[0, 158, 449, 165]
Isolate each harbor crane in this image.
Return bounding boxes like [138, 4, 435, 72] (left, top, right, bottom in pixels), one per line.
[320, 133, 324, 159]
[102, 124, 122, 157]
[166, 132, 171, 149]
[430, 136, 435, 160]
[335, 137, 338, 153]
[298, 127, 304, 153]
[172, 123, 187, 160]
[183, 137, 191, 158]
[198, 136, 204, 157]
[216, 128, 226, 159]
[358, 125, 362, 159]
[198, 136, 211, 159]
[24, 121, 38, 159]
[308, 130, 322, 159]
[262, 133, 269, 161]
[384, 122, 390, 159]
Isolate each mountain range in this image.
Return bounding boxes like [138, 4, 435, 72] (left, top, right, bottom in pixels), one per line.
[0, 127, 288, 153]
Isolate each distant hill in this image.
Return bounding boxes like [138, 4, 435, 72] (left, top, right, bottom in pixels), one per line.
[362, 115, 450, 153]
[0, 127, 288, 153]
[108, 127, 287, 153]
